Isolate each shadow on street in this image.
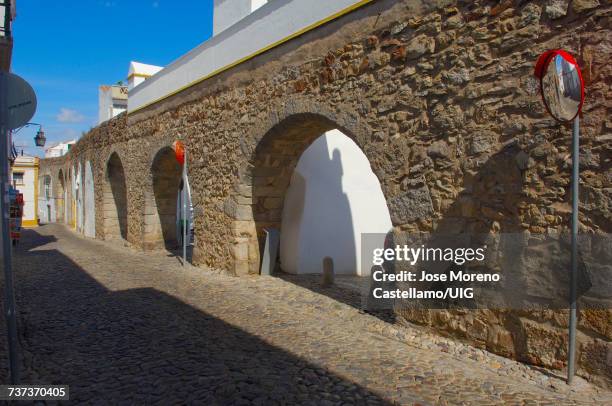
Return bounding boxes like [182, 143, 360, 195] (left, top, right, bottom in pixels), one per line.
[1, 228, 391, 404]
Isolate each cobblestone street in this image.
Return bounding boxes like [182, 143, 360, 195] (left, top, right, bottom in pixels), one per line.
[1, 224, 610, 405]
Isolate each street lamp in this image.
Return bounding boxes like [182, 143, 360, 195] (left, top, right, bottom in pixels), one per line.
[34, 126, 46, 147]
[12, 122, 46, 147]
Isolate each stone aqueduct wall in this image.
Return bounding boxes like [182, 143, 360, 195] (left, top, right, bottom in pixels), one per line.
[40, 0, 611, 383]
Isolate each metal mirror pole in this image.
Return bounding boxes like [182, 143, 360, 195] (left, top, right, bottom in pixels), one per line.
[0, 72, 21, 384]
[567, 116, 580, 385]
[567, 116, 579, 385]
[182, 150, 188, 266]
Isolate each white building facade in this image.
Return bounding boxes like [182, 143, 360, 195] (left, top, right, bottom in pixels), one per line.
[98, 62, 162, 124]
[45, 140, 76, 158]
[98, 85, 128, 124]
[128, 0, 371, 112]
[213, 0, 267, 36]
[11, 155, 39, 227]
[127, 61, 163, 91]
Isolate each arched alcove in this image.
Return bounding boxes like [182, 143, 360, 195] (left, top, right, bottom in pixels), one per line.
[67, 167, 74, 227]
[232, 113, 392, 276]
[280, 129, 392, 276]
[84, 161, 96, 238]
[145, 146, 182, 250]
[104, 152, 128, 241]
[57, 169, 65, 223]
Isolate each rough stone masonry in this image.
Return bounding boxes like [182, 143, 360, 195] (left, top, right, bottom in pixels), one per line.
[40, 0, 611, 385]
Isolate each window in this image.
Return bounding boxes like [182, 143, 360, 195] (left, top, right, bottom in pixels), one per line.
[12, 172, 24, 185]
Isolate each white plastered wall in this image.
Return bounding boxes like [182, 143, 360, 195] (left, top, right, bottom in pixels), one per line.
[130, 0, 369, 111]
[280, 130, 392, 276]
[84, 161, 96, 237]
[76, 162, 83, 232]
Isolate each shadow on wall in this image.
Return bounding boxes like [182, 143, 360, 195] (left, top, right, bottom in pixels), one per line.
[151, 147, 182, 250]
[387, 139, 610, 381]
[281, 144, 356, 274]
[272, 130, 395, 323]
[2, 227, 392, 404]
[105, 153, 128, 241]
[279, 171, 307, 272]
[280, 131, 392, 276]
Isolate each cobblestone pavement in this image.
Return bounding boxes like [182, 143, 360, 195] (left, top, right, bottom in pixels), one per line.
[1, 224, 611, 405]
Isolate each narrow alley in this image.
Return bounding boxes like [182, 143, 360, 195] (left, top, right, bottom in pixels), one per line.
[1, 225, 609, 405]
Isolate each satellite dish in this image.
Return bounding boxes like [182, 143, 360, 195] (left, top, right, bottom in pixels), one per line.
[2, 72, 37, 130]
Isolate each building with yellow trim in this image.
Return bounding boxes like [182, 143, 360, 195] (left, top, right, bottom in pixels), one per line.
[98, 84, 128, 124]
[127, 61, 162, 90]
[128, 0, 372, 112]
[10, 154, 39, 228]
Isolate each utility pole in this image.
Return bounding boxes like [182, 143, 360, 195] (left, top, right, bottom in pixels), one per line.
[1, 0, 20, 384]
[0, 71, 21, 384]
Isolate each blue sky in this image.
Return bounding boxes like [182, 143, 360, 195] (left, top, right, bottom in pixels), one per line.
[12, 0, 213, 156]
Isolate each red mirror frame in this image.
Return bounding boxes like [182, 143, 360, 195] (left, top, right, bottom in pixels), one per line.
[173, 140, 185, 166]
[533, 49, 585, 122]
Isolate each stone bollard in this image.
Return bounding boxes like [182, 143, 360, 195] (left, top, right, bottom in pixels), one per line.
[322, 256, 335, 287]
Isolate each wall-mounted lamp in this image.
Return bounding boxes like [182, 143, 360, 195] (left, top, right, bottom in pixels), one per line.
[34, 126, 46, 147]
[13, 122, 46, 147]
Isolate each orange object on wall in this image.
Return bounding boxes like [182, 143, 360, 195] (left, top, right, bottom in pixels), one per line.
[173, 140, 185, 166]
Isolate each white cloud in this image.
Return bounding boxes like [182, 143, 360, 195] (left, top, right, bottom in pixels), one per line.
[56, 108, 85, 123]
[59, 128, 79, 139]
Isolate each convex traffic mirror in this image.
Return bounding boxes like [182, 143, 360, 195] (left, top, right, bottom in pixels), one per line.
[534, 50, 585, 122]
[533, 48, 586, 386]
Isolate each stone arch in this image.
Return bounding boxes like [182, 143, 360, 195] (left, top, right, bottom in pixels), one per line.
[229, 108, 391, 275]
[144, 145, 182, 251]
[56, 169, 65, 223]
[104, 152, 128, 241]
[83, 160, 96, 237]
